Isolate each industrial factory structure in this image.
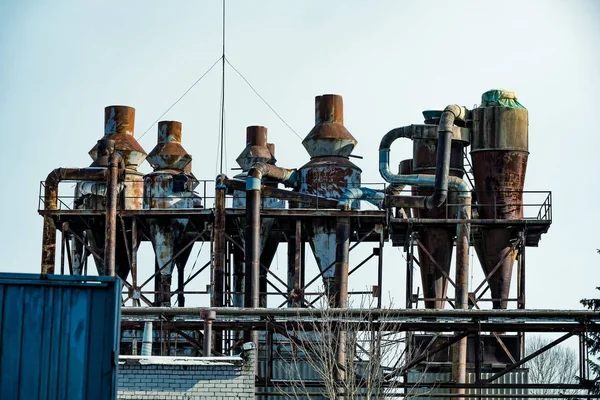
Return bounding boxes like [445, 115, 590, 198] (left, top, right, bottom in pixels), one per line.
[36, 90, 599, 398]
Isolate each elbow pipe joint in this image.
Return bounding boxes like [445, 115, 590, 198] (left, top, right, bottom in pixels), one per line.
[248, 162, 298, 189]
[215, 174, 227, 189]
[337, 187, 385, 210]
[428, 105, 469, 209]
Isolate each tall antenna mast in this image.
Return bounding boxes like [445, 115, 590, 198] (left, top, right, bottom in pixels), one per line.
[219, 0, 226, 174]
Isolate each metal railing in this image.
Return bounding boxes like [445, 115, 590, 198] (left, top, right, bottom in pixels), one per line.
[39, 180, 552, 221]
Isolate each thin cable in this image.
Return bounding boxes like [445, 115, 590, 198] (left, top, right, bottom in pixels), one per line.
[218, 0, 226, 173]
[225, 57, 303, 140]
[138, 56, 223, 140]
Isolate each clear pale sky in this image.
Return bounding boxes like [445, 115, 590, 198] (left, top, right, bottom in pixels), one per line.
[0, 0, 598, 310]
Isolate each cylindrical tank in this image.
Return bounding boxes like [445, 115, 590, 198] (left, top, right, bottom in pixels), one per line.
[410, 122, 469, 309]
[144, 121, 198, 306]
[298, 95, 361, 299]
[470, 90, 528, 309]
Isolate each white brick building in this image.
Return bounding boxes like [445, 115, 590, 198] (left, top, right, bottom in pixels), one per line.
[117, 343, 255, 399]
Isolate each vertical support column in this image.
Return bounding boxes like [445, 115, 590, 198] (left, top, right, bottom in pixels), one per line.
[226, 241, 232, 307]
[131, 217, 140, 307]
[60, 222, 68, 275]
[104, 153, 122, 277]
[519, 231, 526, 309]
[213, 186, 226, 308]
[288, 219, 303, 307]
[213, 185, 226, 354]
[41, 216, 57, 274]
[406, 233, 414, 309]
[245, 171, 261, 353]
[453, 196, 471, 400]
[232, 244, 245, 308]
[517, 231, 526, 358]
[266, 329, 273, 385]
[334, 217, 350, 399]
[334, 217, 351, 308]
[377, 224, 384, 308]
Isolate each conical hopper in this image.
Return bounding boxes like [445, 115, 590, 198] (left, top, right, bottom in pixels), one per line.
[144, 121, 197, 306]
[299, 95, 361, 301]
[410, 123, 469, 309]
[72, 107, 146, 279]
[470, 90, 528, 309]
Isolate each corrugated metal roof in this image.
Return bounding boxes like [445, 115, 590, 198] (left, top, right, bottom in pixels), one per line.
[0, 273, 121, 400]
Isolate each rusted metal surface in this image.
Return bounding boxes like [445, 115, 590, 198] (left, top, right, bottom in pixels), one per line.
[235, 126, 275, 171]
[213, 187, 226, 308]
[334, 217, 350, 308]
[471, 106, 528, 309]
[146, 121, 192, 171]
[104, 152, 122, 277]
[453, 195, 471, 394]
[299, 95, 361, 293]
[299, 157, 361, 201]
[143, 121, 197, 306]
[411, 121, 467, 310]
[227, 176, 337, 209]
[89, 106, 147, 169]
[41, 167, 109, 273]
[302, 94, 357, 158]
[287, 220, 303, 307]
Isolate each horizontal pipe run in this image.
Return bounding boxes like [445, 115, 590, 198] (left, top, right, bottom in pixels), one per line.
[220, 176, 339, 208]
[120, 307, 600, 320]
[120, 320, 599, 333]
[384, 195, 427, 209]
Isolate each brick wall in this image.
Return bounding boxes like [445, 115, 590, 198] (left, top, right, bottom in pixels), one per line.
[117, 342, 255, 400]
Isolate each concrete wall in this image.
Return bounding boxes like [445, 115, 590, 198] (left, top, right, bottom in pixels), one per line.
[117, 342, 255, 400]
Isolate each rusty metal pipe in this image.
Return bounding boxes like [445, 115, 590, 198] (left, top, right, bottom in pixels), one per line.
[384, 195, 427, 209]
[201, 310, 216, 356]
[41, 167, 109, 273]
[245, 171, 262, 310]
[247, 162, 297, 188]
[452, 194, 471, 397]
[430, 105, 469, 209]
[104, 152, 124, 277]
[221, 175, 337, 208]
[379, 105, 469, 209]
[337, 187, 385, 210]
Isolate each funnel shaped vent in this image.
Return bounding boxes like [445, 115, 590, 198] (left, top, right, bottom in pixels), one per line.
[146, 121, 192, 171]
[236, 126, 276, 171]
[302, 95, 357, 158]
[89, 105, 147, 168]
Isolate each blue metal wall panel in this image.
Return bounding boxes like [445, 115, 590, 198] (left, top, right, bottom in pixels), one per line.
[0, 274, 121, 400]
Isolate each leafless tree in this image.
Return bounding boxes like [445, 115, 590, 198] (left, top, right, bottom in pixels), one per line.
[525, 334, 581, 399]
[269, 295, 430, 399]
